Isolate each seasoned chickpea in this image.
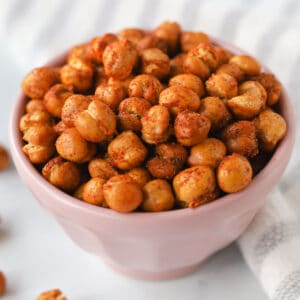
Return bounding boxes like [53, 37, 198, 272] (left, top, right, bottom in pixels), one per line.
[118, 97, 151, 131]
[42, 156, 80, 191]
[183, 54, 210, 80]
[169, 53, 186, 76]
[174, 111, 211, 146]
[136, 34, 168, 53]
[128, 74, 163, 104]
[140, 48, 170, 79]
[199, 96, 231, 131]
[239, 81, 267, 103]
[43, 84, 73, 117]
[205, 73, 238, 99]
[56, 128, 96, 163]
[216, 63, 244, 81]
[229, 55, 260, 75]
[108, 75, 134, 92]
[173, 165, 217, 208]
[127, 167, 151, 187]
[141, 105, 171, 144]
[159, 85, 200, 115]
[221, 121, 258, 158]
[88, 158, 118, 179]
[188, 138, 226, 168]
[169, 74, 205, 97]
[82, 177, 106, 206]
[254, 109, 287, 152]
[103, 40, 138, 79]
[19, 111, 54, 132]
[53, 121, 68, 135]
[180, 31, 210, 52]
[67, 43, 90, 63]
[217, 153, 253, 193]
[142, 179, 175, 212]
[108, 131, 147, 170]
[23, 143, 56, 164]
[36, 289, 67, 300]
[214, 46, 231, 66]
[119, 28, 145, 45]
[0, 146, 9, 171]
[25, 99, 46, 113]
[94, 65, 108, 87]
[73, 183, 86, 200]
[103, 174, 143, 212]
[22, 67, 59, 99]
[0, 271, 6, 297]
[147, 156, 178, 180]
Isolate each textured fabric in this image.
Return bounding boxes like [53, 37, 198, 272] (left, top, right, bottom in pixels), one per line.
[1, 0, 300, 299]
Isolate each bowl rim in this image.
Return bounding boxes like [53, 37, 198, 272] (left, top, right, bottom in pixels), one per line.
[9, 37, 296, 221]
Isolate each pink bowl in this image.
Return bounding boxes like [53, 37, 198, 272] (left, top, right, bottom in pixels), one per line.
[9, 39, 295, 280]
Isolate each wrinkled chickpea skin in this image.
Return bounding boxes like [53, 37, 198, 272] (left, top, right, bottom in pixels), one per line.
[180, 31, 210, 53]
[88, 158, 118, 179]
[127, 167, 151, 187]
[229, 55, 260, 75]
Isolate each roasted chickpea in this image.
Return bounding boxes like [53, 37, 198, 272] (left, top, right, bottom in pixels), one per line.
[0, 146, 9, 171]
[180, 31, 210, 53]
[56, 128, 96, 163]
[103, 174, 143, 212]
[205, 73, 238, 99]
[221, 121, 258, 158]
[142, 179, 175, 212]
[128, 74, 163, 104]
[67, 43, 90, 63]
[103, 40, 138, 79]
[169, 53, 186, 76]
[23, 143, 56, 164]
[159, 85, 200, 115]
[127, 167, 151, 187]
[94, 65, 108, 87]
[81, 177, 106, 206]
[42, 156, 80, 191]
[53, 121, 68, 135]
[199, 96, 231, 131]
[183, 54, 210, 80]
[214, 46, 231, 66]
[19, 111, 54, 132]
[239, 81, 267, 102]
[36, 289, 67, 300]
[169, 73, 205, 97]
[119, 28, 145, 45]
[147, 156, 178, 180]
[229, 55, 260, 76]
[188, 138, 226, 168]
[118, 97, 151, 131]
[108, 75, 134, 92]
[140, 48, 170, 79]
[216, 63, 244, 81]
[217, 153, 253, 193]
[88, 158, 118, 179]
[174, 111, 211, 146]
[141, 105, 171, 144]
[136, 34, 168, 53]
[25, 99, 46, 113]
[173, 165, 217, 208]
[254, 109, 287, 152]
[108, 131, 147, 170]
[22, 67, 59, 99]
[0, 271, 6, 297]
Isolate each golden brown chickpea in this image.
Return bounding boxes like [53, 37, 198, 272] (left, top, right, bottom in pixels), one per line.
[0, 145, 9, 171]
[103, 40, 138, 79]
[19, 111, 54, 132]
[229, 55, 260, 76]
[180, 31, 210, 53]
[136, 34, 168, 53]
[108, 75, 134, 92]
[88, 158, 118, 179]
[67, 43, 90, 63]
[221, 121, 258, 158]
[174, 111, 211, 146]
[169, 53, 186, 76]
[173, 165, 217, 208]
[127, 167, 151, 187]
[0, 271, 6, 297]
[169, 74, 205, 97]
[217, 153, 253, 193]
[36, 289, 67, 300]
[141, 105, 171, 144]
[119, 28, 145, 45]
[42, 156, 80, 191]
[25, 99, 46, 113]
[214, 46, 231, 66]
[238, 81, 267, 103]
[147, 156, 178, 180]
[159, 85, 200, 115]
[103, 174, 143, 212]
[108, 131, 147, 170]
[118, 97, 151, 131]
[205, 73, 238, 99]
[22, 67, 59, 99]
[183, 54, 210, 80]
[75, 99, 116, 143]
[188, 138, 226, 168]
[254, 109, 287, 152]
[216, 63, 244, 81]
[23, 143, 56, 164]
[73, 183, 86, 200]
[140, 48, 170, 79]
[94, 65, 108, 87]
[142, 179, 175, 212]
[82, 177, 106, 206]
[43, 84, 73, 117]
[56, 128, 96, 163]
[53, 121, 68, 135]
[199, 96, 231, 131]
[128, 74, 163, 104]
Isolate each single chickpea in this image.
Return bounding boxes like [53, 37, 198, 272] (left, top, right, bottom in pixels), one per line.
[142, 179, 175, 212]
[36, 289, 67, 300]
[188, 138, 226, 168]
[127, 167, 151, 187]
[19, 111, 54, 132]
[42, 156, 80, 191]
[22, 67, 59, 99]
[53, 121, 68, 135]
[214, 46, 231, 66]
[174, 111, 211, 146]
[136, 34, 168, 53]
[169, 73, 205, 97]
[81, 177, 106, 206]
[140, 48, 170, 79]
[199, 96, 232, 131]
[238, 81, 267, 103]
[118, 97, 151, 131]
[217, 153, 253, 193]
[103, 40, 138, 79]
[147, 156, 178, 180]
[183, 54, 210, 80]
[0, 146, 9, 171]
[216, 63, 244, 81]
[108, 75, 134, 92]
[103, 174, 143, 213]
[0, 271, 6, 297]
[73, 183, 86, 200]
[159, 85, 200, 115]
[254, 109, 287, 152]
[119, 28, 145, 45]
[221, 121, 258, 158]
[108, 131, 147, 170]
[169, 53, 186, 77]
[229, 55, 260, 76]
[43, 84, 73, 117]
[23, 143, 56, 164]
[205, 73, 238, 99]
[141, 105, 171, 144]
[173, 165, 217, 208]
[180, 31, 210, 53]
[56, 128, 96, 163]
[67, 43, 90, 63]
[128, 74, 163, 104]
[88, 158, 118, 179]
[25, 99, 46, 113]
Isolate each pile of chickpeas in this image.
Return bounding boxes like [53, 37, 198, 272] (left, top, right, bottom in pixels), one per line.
[19, 21, 287, 213]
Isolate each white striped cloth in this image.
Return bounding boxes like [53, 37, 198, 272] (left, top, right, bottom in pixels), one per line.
[1, 0, 300, 299]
